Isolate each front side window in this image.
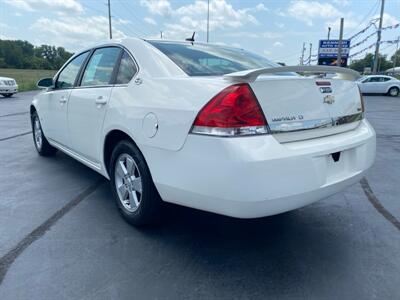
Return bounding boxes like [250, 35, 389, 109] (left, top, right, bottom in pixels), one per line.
[148, 41, 280, 76]
[56, 51, 89, 89]
[116, 51, 137, 84]
[81, 47, 121, 87]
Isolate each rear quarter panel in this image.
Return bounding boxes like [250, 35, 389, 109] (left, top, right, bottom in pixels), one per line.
[102, 76, 229, 152]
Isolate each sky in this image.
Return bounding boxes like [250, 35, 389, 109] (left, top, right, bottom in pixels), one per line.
[0, 0, 399, 65]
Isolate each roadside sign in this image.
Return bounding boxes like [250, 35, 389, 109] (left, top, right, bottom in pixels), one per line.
[318, 39, 350, 67]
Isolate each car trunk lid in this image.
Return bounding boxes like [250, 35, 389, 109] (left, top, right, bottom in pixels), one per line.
[250, 77, 363, 142]
[223, 66, 363, 143]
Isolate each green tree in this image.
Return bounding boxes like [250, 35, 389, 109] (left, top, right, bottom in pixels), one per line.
[349, 53, 393, 73]
[390, 49, 400, 68]
[0, 39, 73, 70]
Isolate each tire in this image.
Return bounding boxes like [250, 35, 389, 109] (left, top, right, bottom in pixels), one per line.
[2, 93, 13, 98]
[388, 87, 399, 97]
[31, 111, 58, 156]
[109, 140, 164, 226]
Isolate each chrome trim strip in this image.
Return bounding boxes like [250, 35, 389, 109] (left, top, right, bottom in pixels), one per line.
[268, 113, 363, 134]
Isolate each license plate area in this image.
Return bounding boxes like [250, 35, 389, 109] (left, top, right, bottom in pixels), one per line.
[325, 148, 354, 183]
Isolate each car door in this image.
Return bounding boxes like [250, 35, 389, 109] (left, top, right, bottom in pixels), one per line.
[67, 46, 122, 164]
[380, 77, 391, 93]
[361, 77, 379, 93]
[43, 51, 90, 145]
[373, 76, 385, 93]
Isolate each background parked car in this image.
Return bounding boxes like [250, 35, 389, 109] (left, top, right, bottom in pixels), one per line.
[0, 76, 18, 97]
[357, 75, 400, 97]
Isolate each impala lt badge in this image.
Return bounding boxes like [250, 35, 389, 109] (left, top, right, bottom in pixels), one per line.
[323, 95, 335, 104]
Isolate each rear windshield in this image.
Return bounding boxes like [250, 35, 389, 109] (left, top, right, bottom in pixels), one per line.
[147, 41, 280, 76]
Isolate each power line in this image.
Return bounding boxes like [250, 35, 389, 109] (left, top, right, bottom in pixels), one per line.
[83, 2, 108, 15]
[347, 0, 380, 39]
[117, 1, 152, 37]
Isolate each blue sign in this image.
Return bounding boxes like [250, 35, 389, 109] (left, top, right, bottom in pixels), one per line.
[318, 40, 350, 58]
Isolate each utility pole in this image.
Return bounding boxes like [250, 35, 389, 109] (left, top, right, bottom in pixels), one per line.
[327, 27, 331, 40]
[308, 43, 312, 65]
[373, 0, 385, 74]
[206, 0, 210, 43]
[392, 36, 399, 73]
[108, 0, 112, 39]
[337, 18, 344, 67]
[300, 42, 306, 65]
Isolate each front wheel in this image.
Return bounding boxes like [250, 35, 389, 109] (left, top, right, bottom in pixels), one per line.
[31, 111, 57, 156]
[109, 140, 164, 226]
[1, 93, 13, 98]
[388, 87, 399, 97]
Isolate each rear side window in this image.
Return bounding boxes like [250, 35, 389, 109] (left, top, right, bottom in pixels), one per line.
[116, 51, 137, 84]
[81, 47, 121, 87]
[56, 51, 89, 89]
[148, 41, 279, 76]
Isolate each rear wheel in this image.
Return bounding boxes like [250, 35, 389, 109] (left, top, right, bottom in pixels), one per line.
[388, 87, 399, 97]
[31, 111, 57, 156]
[109, 140, 164, 226]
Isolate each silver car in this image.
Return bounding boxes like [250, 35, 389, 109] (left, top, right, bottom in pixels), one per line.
[0, 76, 18, 98]
[357, 75, 400, 97]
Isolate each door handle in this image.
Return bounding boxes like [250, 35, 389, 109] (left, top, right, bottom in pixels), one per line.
[95, 96, 107, 105]
[59, 96, 67, 104]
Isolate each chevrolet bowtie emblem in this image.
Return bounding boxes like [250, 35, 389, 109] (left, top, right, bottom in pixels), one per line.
[323, 95, 335, 104]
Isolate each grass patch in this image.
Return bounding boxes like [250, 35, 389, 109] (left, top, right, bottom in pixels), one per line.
[0, 68, 56, 92]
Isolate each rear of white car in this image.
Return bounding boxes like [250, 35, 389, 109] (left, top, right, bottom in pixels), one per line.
[0, 77, 18, 97]
[147, 82, 374, 218]
[138, 41, 375, 219]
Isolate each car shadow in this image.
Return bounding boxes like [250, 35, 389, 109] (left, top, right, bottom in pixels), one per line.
[106, 194, 354, 296]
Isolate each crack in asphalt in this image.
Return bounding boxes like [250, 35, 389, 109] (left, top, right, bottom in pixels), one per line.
[0, 131, 32, 142]
[0, 112, 28, 118]
[360, 177, 400, 231]
[376, 134, 400, 139]
[0, 179, 104, 285]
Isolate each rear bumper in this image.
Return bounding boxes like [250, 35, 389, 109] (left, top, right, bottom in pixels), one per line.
[147, 119, 376, 218]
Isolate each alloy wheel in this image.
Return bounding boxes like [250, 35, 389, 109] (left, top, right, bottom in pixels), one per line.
[33, 116, 43, 150]
[389, 88, 399, 97]
[114, 153, 143, 212]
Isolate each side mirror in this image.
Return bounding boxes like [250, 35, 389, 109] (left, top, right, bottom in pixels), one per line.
[37, 77, 54, 89]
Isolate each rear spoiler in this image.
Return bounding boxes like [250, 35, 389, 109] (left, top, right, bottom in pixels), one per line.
[223, 65, 361, 82]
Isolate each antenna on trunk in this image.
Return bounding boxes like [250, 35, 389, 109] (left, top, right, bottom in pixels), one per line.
[185, 32, 196, 43]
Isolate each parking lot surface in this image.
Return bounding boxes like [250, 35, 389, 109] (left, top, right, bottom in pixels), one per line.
[0, 91, 399, 299]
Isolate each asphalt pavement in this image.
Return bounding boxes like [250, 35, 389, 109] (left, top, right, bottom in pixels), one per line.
[0, 91, 399, 300]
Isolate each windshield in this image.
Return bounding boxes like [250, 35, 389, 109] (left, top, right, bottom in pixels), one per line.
[147, 41, 280, 76]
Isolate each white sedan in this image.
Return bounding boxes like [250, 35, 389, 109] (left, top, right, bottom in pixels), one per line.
[357, 75, 400, 96]
[31, 39, 376, 226]
[0, 76, 18, 97]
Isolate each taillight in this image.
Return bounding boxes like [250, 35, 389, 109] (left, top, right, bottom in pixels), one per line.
[191, 84, 269, 137]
